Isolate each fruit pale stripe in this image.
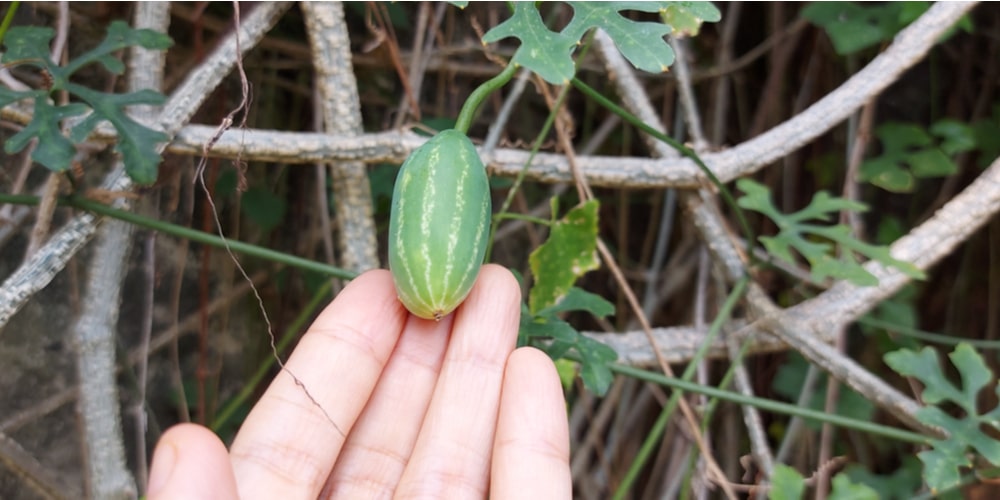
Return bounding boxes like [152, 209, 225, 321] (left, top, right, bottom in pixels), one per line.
[388, 129, 491, 320]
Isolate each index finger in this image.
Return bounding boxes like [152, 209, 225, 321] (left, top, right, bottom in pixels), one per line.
[229, 269, 408, 500]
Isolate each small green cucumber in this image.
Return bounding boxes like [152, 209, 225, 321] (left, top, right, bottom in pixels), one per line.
[388, 129, 492, 320]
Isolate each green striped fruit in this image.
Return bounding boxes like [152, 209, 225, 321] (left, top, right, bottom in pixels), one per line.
[388, 129, 492, 320]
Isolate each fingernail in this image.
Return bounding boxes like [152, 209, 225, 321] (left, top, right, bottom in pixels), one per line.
[146, 440, 178, 497]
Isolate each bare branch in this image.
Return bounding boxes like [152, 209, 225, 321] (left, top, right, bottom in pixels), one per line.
[588, 153, 1000, 433]
[667, 26, 774, 480]
[302, 1, 380, 272]
[584, 2, 979, 436]
[127, 3, 979, 189]
[593, 26, 739, 495]
[805, 155, 1000, 327]
[74, 216, 139, 500]
[72, 3, 171, 498]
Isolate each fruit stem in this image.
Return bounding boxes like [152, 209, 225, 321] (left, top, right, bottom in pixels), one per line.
[454, 62, 518, 134]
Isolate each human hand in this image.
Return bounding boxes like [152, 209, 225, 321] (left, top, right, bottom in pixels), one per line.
[145, 264, 571, 499]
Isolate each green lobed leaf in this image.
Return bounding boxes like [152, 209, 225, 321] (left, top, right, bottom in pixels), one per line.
[1, 26, 55, 64]
[520, 315, 579, 345]
[482, 2, 720, 84]
[907, 148, 956, 177]
[481, 2, 578, 84]
[812, 251, 878, 286]
[828, 474, 880, 500]
[528, 199, 601, 315]
[801, 2, 909, 55]
[1, 21, 172, 184]
[537, 286, 615, 318]
[554, 358, 577, 392]
[759, 235, 803, 268]
[917, 445, 966, 494]
[769, 464, 806, 500]
[735, 177, 783, 220]
[885, 343, 1000, 492]
[949, 342, 992, 410]
[0, 86, 34, 108]
[63, 20, 173, 76]
[662, 1, 722, 36]
[5, 99, 89, 172]
[737, 178, 922, 286]
[884, 347, 965, 406]
[68, 85, 169, 184]
[972, 109, 1000, 168]
[860, 121, 961, 192]
[518, 199, 617, 396]
[565, 2, 675, 72]
[859, 158, 915, 193]
[576, 335, 617, 395]
[812, 225, 925, 281]
[543, 340, 575, 362]
[843, 458, 923, 500]
[917, 407, 1000, 466]
[787, 191, 868, 224]
[519, 305, 618, 395]
[931, 119, 977, 156]
[878, 122, 934, 152]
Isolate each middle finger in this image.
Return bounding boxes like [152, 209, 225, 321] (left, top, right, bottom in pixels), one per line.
[321, 312, 453, 497]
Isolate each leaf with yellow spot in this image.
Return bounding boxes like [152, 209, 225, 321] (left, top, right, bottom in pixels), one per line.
[528, 199, 600, 315]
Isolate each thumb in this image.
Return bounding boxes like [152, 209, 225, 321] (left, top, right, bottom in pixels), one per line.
[147, 423, 238, 500]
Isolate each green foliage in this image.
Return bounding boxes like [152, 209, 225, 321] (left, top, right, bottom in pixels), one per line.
[802, 1, 971, 56]
[519, 199, 617, 395]
[736, 178, 925, 286]
[554, 358, 578, 391]
[972, 104, 1000, 168]
[482, 1, 720, 84]
[859, 121, 975, 192]
[801, 2, 915, 55]
[858, 220, 923, 348]
[769, 465, 879, 499]
[828, 474, 880, 500]
[481, 2, 576, 85]
[859, 112, 1000, 189]
[519, 289, 618, 395]
[661, 2, 723, 36]
[0, 21, 172, 184]
[770, 464, 806, 500]
[843, 458, 923, 500]
[563, 2, 674, 71]
[528, 199, 601, 315]
[884, 343, 1000, 493]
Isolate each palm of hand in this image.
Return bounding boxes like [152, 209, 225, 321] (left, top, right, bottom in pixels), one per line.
[147, 265, 571, 499]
